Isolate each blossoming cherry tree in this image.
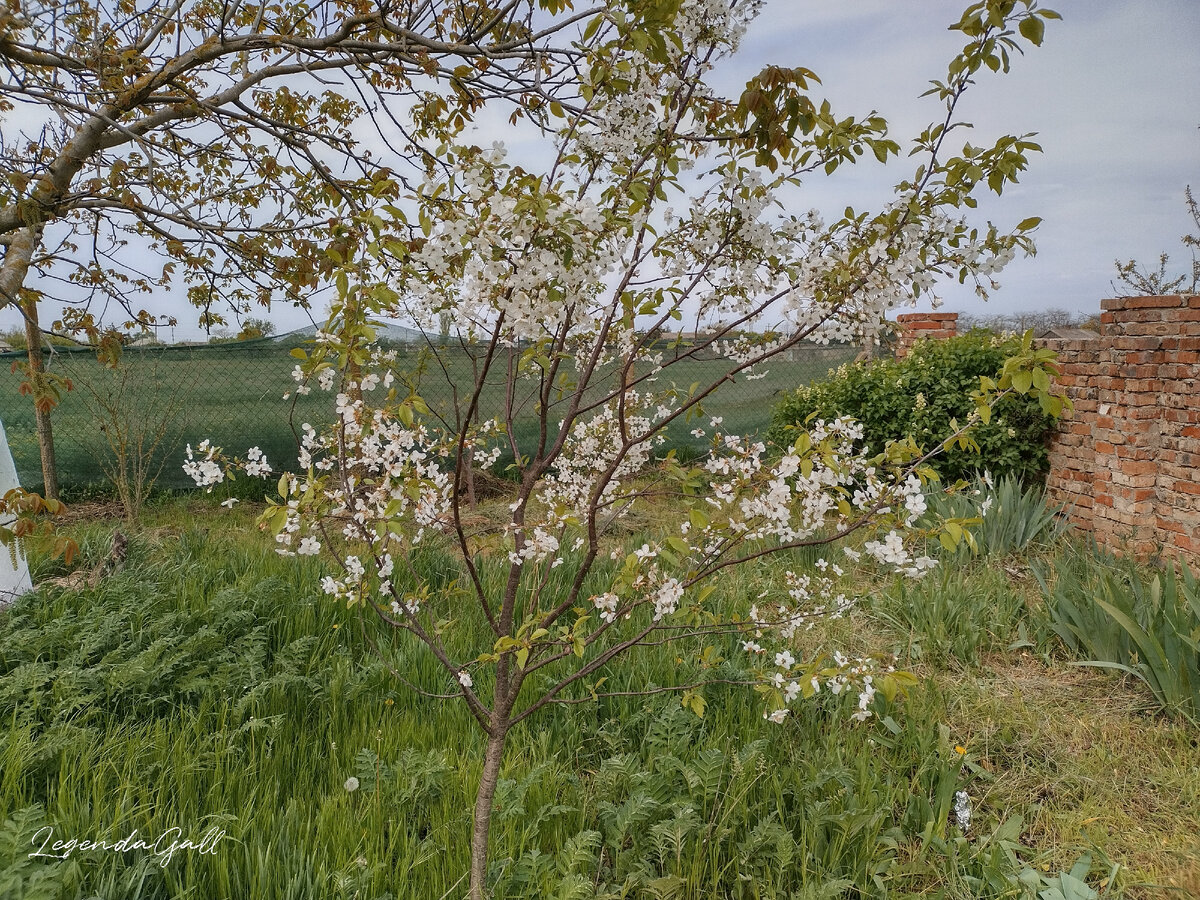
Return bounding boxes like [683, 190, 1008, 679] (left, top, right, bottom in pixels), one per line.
[190, 1, 1064, 894]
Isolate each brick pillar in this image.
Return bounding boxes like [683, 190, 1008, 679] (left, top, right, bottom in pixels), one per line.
[1039, 295, 1200, 559]
[894, 312, 959, 359]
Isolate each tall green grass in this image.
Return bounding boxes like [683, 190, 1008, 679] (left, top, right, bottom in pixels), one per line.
[863, 476, 1063, 668]
[873, 567, 1030, 668]
[0, 518, 1086, 898]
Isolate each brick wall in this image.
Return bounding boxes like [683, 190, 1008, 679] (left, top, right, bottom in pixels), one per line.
[1039, 295, 1200, 558]
[894, 312, 958, 358]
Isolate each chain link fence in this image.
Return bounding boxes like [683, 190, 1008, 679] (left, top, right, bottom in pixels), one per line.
[0, 333, 857, 495]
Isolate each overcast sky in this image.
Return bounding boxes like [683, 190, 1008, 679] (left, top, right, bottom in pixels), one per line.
[730, 0, 1200, 320]
[4, 0, 1197, 339]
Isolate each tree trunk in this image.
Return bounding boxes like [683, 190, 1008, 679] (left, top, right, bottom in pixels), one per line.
[22, 302, 59, 501]
[0, 226, 41, 312]
[0, 225, 58, 499]
[469, 727, 508, 900]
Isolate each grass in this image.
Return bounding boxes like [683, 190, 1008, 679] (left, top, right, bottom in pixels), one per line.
[0, 496, 1197, 899]
[0, 342, 856, 495]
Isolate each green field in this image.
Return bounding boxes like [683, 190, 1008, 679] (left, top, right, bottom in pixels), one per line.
[0, 342, 855, 493]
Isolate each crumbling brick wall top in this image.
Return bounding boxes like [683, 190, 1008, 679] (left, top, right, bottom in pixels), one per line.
[894, 312, 958, 359]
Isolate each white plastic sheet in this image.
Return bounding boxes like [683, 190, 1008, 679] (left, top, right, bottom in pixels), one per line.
[0, 418, 34, 607]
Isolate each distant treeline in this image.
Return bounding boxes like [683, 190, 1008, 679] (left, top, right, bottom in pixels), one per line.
[955, 307, 1101, 335]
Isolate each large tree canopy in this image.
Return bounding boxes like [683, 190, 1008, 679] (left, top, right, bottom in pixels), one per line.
[0, 0, 597, 337]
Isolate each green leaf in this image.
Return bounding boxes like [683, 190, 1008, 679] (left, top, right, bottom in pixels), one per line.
[1018, 15, 1045, 46]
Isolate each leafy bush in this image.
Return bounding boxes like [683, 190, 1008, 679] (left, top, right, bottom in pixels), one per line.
[64, 354, 195, 522]
[768, 330, 1057, 484]
[1035, 546, 1200, 722]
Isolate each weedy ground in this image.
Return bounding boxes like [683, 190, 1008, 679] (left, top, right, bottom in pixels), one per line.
[0, 493, 1196, 900]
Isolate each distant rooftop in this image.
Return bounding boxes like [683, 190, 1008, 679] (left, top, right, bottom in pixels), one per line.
[1037, 326, 1101, 340]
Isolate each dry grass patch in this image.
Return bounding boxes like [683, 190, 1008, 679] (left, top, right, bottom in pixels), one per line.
[943, 657, 1200, 897]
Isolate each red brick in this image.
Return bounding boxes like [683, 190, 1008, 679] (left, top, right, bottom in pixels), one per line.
[1110, 308, 1170, 324]
[1123, 322, 1176, 337]
[1113, 337, 1165, 351]
[1120, 460, 1157, 476]
[1119, 295, 1186, 310]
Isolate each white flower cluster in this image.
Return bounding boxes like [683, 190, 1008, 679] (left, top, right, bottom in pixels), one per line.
[183, 441, 270, 491]
[591, 592, 621, 624]
[243, 447, 270, 478]
[404, 145, 626, 345]
[577, 52, 685, 160]
[538, 394, 666, 526]
[781, 201, 1023, 345]
[674, 0, 759, 50]
[183, 440, 223, 490]
[653, 578, 684, 621]
[758, 648, 896, 726]
[862, 530, 937, 578]
[698, 417, 899, 548]
[752, 568, 854, 641]
[508, 525, 561, 567]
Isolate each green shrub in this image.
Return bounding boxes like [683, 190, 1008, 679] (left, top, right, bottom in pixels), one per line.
[768, 330, 1057, 484]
